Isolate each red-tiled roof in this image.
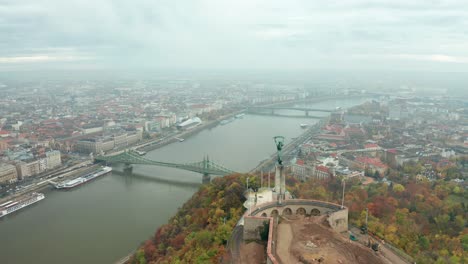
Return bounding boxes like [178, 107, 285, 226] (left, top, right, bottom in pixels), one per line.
[387, 149, 397, 154]
[364, 143, 379, 149]
[190, 104, 209, 109]
[316, 165, 329, 173]
[324, 124, 343, 134]
[316, 134, 346, 140]
[355, 156, 388, 168]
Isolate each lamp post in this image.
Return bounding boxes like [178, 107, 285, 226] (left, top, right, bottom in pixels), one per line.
[341, 178, 346, 209]
[246, 177, 251, 215]
[365, 207, 369, 245]
[260, 170, 263, 188]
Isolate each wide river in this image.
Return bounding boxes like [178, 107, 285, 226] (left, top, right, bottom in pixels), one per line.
[0, 97, 370, 264]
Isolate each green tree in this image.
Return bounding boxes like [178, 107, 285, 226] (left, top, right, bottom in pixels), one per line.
[260, 221, 270, 241]
[373, 170, 380, 179]
[214, 224, 231, 245]
[418, 236, 430, 250]
[461, 234, 468, 251]
[393, 183, 405, 193]
[194, 230, 213, 248]
[136, 249, 147, 264]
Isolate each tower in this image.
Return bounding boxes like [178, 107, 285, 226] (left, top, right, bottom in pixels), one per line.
[274, 136, 286, 204]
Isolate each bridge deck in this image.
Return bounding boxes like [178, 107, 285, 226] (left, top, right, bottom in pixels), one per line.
[249, 106, 333, 112]
[95, 150, 235, 176]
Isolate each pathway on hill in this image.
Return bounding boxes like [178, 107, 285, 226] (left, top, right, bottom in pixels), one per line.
[277, 222, 296, 264]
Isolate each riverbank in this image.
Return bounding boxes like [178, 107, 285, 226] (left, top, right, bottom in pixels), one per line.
[0, 162, 98, 204]
[136, 110, 244, 153]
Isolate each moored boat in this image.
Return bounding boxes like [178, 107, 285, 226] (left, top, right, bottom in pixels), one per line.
[135, 150, 146, 156]
[55, 166, 112, 189]
[220, 118, 235, 125]
[0, 192, 45, 218]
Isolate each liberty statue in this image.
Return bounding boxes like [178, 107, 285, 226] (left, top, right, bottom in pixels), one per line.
[274, 136, 284, 166]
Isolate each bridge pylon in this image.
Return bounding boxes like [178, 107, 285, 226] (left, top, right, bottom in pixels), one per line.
[123, 163, 133, 172]
[201, 155, 212, 183]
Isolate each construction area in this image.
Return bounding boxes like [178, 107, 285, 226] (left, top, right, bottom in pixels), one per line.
[237, 214, 398, 264]
[276, 215, 390, 264]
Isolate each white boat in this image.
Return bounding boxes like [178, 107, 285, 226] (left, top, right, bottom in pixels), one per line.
[0, 192, 45, 218]
[177, 117, 202, 130]
[135, 150, 146, 156]
[300, 124, 308, 128]
[55, 166, 112, 189]
[220, 118, 235, 125]
[235, 113, 245, 118]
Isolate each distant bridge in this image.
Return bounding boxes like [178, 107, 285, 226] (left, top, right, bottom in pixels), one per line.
[251, 106, 333, 112]
[95, 150, 236, 178]
[247, 106, 332, 118]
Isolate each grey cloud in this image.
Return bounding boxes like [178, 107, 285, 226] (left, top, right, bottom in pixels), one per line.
[0, 0, 467, 71]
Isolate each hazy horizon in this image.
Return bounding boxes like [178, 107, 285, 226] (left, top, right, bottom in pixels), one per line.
[1, 0, 468, 73]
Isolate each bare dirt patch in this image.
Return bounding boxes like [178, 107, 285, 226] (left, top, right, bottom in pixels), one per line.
[282, 215, 388, 264]
[239, 241, 266, 264]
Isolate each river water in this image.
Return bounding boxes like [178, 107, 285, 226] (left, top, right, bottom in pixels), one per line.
[0, 97, 370, 264]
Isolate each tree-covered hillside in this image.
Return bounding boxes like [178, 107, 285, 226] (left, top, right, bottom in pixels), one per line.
[290, 176, 467, 264]
[128, 174, 247, 264]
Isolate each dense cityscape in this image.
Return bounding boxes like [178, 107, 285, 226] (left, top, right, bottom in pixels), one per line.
[0, 79, 466, 263]
[0, 79, 306, 188]
[1, 0, 468, 264]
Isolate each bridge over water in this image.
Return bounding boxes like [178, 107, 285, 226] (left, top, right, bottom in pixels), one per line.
[247, 106, 332, 118]
[95, 150, 236, 181]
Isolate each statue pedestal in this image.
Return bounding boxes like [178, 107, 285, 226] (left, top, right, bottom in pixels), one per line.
[275, 164, 285, 204]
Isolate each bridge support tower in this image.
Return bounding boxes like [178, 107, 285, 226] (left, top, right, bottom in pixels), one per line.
[202, 173, 211, 184]
[202, 156, 212, 183]
[123, 163, 133, 173]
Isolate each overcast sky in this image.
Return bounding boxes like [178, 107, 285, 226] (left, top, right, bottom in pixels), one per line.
[1, 0, 467, 72]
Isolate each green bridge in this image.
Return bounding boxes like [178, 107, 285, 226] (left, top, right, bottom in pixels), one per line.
[95, 150, 236, 177]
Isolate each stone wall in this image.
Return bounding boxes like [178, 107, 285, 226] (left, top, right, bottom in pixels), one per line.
[327, 207, 348, 233]
[243, 216, 269, 240]
[247, 199, 348, 233]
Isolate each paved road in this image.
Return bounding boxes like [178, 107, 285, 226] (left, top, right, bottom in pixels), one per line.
[349, 227, 411, 264]
[229, 225, 244, 264]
